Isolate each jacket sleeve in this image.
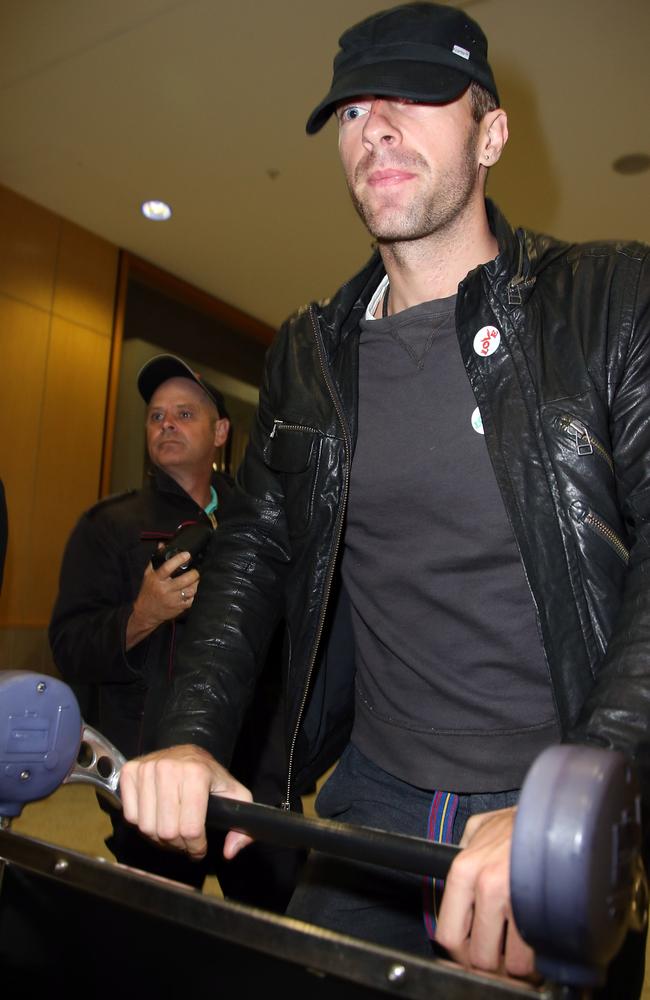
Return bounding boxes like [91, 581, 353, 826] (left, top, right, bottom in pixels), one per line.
[569, 249, 650, 813]
[156, 327, 294, 766]
[48, 508, 148, 685]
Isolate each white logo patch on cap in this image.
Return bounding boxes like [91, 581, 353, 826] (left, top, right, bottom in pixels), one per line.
[473, 325, 501, 357]
[471, 407, 484, 435]
[452, 44, 470, 60]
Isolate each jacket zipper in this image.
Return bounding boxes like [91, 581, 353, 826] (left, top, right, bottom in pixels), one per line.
[282, 309, 352, 809]
[507, 238, 526, 305]
[571, 502, 629, 564]
[270, 419, 321, 438]
[556, 415, 614, 472]
[584, 511, 629, 563]
[507, 233, 536, 305]
[556, 416, 627, 561]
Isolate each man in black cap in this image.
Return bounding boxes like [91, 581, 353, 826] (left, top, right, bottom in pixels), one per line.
[50, 354, 304, 910]
[120, 5, 650, 994]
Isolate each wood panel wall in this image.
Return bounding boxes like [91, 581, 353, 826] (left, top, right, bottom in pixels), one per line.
[0, 183, 118, 670]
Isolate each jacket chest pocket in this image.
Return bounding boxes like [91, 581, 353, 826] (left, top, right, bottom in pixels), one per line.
[264, 420, 323, 536]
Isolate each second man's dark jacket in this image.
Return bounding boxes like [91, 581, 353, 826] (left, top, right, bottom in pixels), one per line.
[49, 465, 234, 758]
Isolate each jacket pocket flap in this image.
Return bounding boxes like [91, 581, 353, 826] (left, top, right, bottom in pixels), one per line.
[264, 429, 315, 473]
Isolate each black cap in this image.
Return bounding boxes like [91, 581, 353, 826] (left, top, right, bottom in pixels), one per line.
[306, 1, 499, 135]
[137, 354, 229, 421]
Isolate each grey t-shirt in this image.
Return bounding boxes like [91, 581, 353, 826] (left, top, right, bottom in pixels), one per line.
[341, 292, 559, 792]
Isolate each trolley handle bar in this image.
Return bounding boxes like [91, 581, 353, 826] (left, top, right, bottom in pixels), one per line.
[62, 723, 459, 879]
[207, 795, 460, 879]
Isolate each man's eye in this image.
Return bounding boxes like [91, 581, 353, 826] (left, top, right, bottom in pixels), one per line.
[149, 412, 163, 423]
[338, 105, 368, 124]
[179, 410, 193, 419]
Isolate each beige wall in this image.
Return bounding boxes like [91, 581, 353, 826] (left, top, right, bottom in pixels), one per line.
[0, 183, 118, 673]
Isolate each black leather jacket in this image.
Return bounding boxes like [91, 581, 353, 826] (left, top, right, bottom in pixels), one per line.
[160, 203, 650, 817]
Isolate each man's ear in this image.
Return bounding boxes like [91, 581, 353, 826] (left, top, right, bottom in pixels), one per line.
[479, 109, 508, 167]
[213, 418, 230, 448]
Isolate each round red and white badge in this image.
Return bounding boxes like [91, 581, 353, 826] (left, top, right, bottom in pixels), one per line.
[473, 326, 501, 357]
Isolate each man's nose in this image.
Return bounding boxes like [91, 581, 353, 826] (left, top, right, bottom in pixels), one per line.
[161, 414, 177, 430]
[362, 99, 401, 147]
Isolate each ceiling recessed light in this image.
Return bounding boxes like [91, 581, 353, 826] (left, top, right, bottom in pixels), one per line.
[141, 199, 172, 221]
[612, 153, 650, 176]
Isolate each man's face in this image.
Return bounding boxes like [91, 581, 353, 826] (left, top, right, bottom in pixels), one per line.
[146, 377, 229, 478]
[336, 91, 482, 243]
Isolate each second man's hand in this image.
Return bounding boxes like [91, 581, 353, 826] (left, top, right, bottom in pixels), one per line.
[120, 744, 254, 861]
[125, 549, 200, 650]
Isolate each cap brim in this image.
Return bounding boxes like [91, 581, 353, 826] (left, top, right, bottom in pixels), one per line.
[306, 61, 472, 134]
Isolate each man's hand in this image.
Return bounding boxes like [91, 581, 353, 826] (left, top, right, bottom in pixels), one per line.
[434, 806, 537, 980]
[125, 549, 200, 650]
[120, 744, 254, 861]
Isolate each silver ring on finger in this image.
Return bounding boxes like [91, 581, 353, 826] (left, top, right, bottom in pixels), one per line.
[180, 589, 190, 603]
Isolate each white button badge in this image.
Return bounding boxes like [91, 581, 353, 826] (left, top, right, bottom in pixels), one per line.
[471, 407, 485, 435]
[473, 326, 501, 357]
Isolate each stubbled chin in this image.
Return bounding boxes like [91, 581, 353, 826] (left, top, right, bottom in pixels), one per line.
[153, 444, 184, 460]
[357, 201, 410, 237]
